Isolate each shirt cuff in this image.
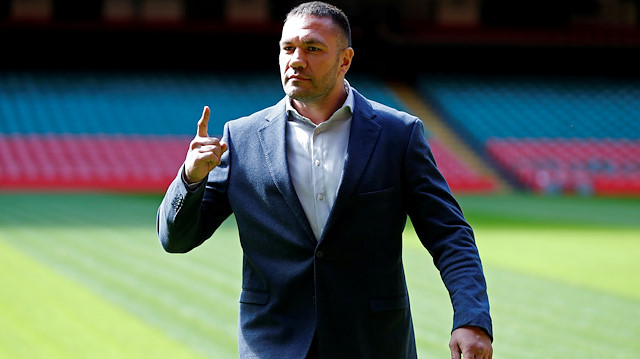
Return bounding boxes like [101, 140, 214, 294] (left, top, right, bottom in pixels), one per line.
[181, 168, 205, 192]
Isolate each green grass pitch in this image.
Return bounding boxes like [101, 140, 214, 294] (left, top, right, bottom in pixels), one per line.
[0, 192, 638, 358]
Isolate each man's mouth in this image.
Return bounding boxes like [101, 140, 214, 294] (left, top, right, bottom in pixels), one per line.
[288, 74, 310, 82]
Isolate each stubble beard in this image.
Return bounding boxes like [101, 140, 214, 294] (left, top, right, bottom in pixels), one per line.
[284, 76, 338, 105]
[286, 82, 322, 103]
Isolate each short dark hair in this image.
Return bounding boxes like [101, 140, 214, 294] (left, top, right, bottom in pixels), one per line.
[285, 1, 352, 48]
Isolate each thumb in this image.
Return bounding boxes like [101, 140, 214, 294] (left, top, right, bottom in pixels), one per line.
[197, 106, 210, 137]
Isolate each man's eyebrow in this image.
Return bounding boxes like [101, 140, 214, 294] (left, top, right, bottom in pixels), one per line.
[302, 38, 325, 45]
[280, 38, 327, 47]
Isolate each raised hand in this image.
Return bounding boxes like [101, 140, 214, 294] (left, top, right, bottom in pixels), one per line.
[184, 106, 228, 184]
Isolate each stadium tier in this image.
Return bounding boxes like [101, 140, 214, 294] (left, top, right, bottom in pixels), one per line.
[419, 75, 640, 195]
[4, 71, 485, 192]
[0, 71, 286, 191]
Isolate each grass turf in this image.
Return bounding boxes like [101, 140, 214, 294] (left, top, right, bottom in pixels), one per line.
[0, 237, 207, 359]
[0, 192, 638, 358]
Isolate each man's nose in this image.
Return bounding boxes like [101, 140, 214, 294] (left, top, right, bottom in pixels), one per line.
[289, 48, 306, 69]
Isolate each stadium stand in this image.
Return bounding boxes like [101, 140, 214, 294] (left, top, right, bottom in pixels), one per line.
[418, 74, 640, 195]
[0, 134, 188, 191]
[2, 0, 638, 197]
[487, 138, 640, 196]
[388, 82, 500, 193]
[0, 71, 285, 191]
[4, 70, 637, 196]
[4, 71, 490, 192]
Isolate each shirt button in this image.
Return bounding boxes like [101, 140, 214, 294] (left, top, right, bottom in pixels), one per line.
[316, 250, 324, 258]
[317, 194, 324, 201]
[315, 160, 321, 166]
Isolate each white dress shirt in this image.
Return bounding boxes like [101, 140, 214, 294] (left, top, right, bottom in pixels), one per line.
[286, 81, 354, 240]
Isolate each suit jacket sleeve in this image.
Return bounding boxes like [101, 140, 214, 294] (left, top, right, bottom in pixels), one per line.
[156, 124, 233, 253]
[404, 119, 493, 340]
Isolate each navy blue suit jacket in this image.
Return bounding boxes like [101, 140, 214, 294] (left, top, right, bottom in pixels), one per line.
[157, 89, 492, 358]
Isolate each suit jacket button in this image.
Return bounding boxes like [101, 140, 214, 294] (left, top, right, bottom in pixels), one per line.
[315, 250, 324, 258]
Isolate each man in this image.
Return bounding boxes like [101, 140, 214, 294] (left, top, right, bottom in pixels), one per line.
[157, 2, 492, 358]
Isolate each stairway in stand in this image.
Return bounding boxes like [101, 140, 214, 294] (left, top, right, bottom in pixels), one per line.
[387, 82, 511, 193]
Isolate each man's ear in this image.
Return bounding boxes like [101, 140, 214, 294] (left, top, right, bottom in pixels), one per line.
[340, 47, 355, 74]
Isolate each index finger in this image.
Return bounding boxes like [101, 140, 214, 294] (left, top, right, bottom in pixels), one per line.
[197, 106, 210, 138]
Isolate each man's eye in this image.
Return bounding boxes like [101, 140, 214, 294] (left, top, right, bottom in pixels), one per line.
[307, 47, 320, 52]
[282, 46, 294, 52]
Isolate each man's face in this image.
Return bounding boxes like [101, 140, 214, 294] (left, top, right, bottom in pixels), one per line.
[279, 15, 350, 104]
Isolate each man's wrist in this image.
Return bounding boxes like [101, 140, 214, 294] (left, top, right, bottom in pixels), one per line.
[181, 169, 204, 191]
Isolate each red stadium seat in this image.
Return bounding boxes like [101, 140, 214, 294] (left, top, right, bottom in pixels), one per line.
[486, 138, 640, 195]
[0, 135, 190, 192]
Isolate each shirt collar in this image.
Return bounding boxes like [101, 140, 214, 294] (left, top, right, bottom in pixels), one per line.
[286, 79, 354, 125]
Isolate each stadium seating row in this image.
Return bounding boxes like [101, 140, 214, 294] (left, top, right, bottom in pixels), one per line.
[0, 71, 452, 192]
[0, 135, 189, 192]
[487, 139, 640, 195]
[13, 71, 637, 195]
[419, 74, 640, 195]
[0, 134, 494, 193]
[0, 71, 410, 137]
[418, 74, 640, 144]
[0, 71, 283, 137]
[3, 71, 494, 193]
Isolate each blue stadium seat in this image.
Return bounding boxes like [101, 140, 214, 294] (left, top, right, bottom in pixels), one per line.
[418, 74, 640, 144]
[1, 71, 412, 137]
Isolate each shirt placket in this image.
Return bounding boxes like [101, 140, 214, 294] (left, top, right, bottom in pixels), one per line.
[311, 125, 329, 236]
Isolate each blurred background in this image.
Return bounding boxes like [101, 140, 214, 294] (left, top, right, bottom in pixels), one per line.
[0, 0, 639, 195]
[1, 2, 640, 359]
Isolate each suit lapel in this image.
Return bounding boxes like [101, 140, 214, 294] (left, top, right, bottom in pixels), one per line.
[258, 99, 317, 244]
[322, 92, 382, 241]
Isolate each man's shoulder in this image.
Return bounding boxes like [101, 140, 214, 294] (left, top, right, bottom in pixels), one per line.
[353, 89, 417, 124]
[228, 99, 287, 129]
